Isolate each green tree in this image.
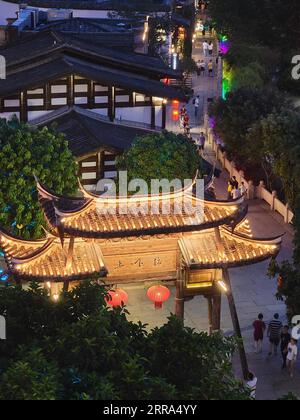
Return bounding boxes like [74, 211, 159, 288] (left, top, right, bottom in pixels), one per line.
[246, 110, 300, 206]
[209, 0, 300, 50]
[0, 281, 250, 400]
[116, 131, 202, 187]
[208, 88, 289, 166]
[0, 118, 78, 238]
[231, 63, 266, 91]
[0, 349, 61, 400]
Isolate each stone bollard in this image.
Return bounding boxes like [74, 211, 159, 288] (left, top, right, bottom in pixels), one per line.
[271, 191, 277, 211]
[285, 203, 291, 224]
[258, 181, 266, 200]
[222, 151, 227, 169]
[230, 161, 236, 178]
[239, 170, 245, 185]
[247, 180, 255, 200]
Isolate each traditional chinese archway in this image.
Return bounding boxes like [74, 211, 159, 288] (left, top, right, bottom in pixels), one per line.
[0, 180, 282, 378]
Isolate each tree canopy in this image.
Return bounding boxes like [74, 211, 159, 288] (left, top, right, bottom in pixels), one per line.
[208, 88, 288, 163]
[116, 131, 202, 187]
[209, 0, 300, 50]
[0, 281, 250, 400]
[0, 118, 78, 238]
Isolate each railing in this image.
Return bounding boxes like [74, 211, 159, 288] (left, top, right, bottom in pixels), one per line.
[204, 117, 294, 225]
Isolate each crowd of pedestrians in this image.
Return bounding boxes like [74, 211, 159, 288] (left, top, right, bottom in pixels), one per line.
[246, 314, 298, 399]
[252, 313, 298, 378]
[227, 176, 247, 200]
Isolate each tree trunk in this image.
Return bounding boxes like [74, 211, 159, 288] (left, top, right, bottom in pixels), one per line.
[223, 268, 249, 380]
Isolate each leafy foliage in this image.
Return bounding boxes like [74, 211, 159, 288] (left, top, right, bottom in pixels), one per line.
[116, 131, 202, 187]
[246, 110, 300, 207]
[0, 282, 250, 400]
[209, 0, 300, 50]
[0, 118, 78, 238]
[208, 88, 288, 165]
[209, 0, 299, 94]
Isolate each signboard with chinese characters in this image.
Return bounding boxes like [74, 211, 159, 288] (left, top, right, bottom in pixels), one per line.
[100, 235, 179, 283]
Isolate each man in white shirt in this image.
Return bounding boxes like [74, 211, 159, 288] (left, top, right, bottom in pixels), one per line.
[287, 338, 298, 378]
[232, 187, 240, 200]
[246, 372, 258, 399]
[194, 96, 200, 117]
[203, 41, 209, 57]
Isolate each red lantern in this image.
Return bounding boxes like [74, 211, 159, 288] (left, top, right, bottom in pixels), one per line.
[172, 99, 180, 122]
[106, 288, 128, 308]
[147, 285, 170, 309]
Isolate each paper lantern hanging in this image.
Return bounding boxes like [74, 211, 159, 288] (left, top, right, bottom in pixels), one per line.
[147, 285, 170, 309]
[106, 288, 128, 308]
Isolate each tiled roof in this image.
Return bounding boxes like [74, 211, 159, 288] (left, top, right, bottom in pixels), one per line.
[37, 181, 247, 239]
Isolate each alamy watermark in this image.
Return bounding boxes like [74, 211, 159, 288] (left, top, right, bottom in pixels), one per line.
[292, 55, 300, 80]
[0, 55, 6, 80]
[94, 172, 204, 219]
[0, 315, 5, 340]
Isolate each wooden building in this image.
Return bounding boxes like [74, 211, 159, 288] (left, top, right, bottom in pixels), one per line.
[0, 179, 282, 376]
[0, 180, 282, 315]
[0, 29, 186, 189]
[0, 31, 185, 124]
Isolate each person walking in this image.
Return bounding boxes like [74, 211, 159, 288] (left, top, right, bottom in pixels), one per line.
[199, 132, 206, 153]
[203, 40, 209, 57]
[196, 60, 202, 76]
[197, 59, 206, 76]
[286, 338, 298, 378]
[232, 186, 240, 200]
[268, 313, 283, 356]
[227, 182, 233, 200]
[208, 60, 213, 77]
[240, 182, 247, 197]
[180, 106, 187, 129]
[208, 41, 214, 56]
[280, 326, 291, 369]
[194, 95, 200, 118]
[253, 313, 266, 354]
[230, 176, 239, 190]
[183, 114, 190, 135]
[246, 372, 258, 399]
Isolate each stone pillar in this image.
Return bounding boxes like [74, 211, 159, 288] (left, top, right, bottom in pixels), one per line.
[229, 161, 236, 178]
[175, 276, 185, 320]
[271, 191, 277, 211]
[257, 181, 266, 200]
[222, 151, 227, 169]
[212, 293, 221, 331]
[285, 203, 291, 224]
[207, 296, 213, 335]
[175, 251, 185, 320]
[247, 180, 255, 200]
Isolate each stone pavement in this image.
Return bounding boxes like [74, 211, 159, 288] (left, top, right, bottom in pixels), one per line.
[126, 29, 300, 399]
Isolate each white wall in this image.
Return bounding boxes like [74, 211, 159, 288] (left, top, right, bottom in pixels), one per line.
[155, 106, 162, 127]
[28, 110, 52, 121]
[115, 107, 151, 125]
[91, 108, 108, 117]
[0, 111, 20, 120]
[72, 9, 110, 19]
[0, 1, 19, 25]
